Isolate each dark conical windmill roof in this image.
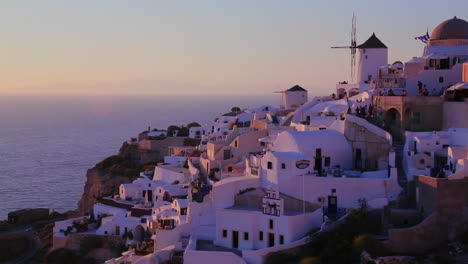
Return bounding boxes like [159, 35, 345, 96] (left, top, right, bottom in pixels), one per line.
[287, 85, 307, 92]
[356, 33, 387, 49]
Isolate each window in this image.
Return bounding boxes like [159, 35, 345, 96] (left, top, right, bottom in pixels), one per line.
[281, 163, 286, 169]
[244, 232, 249, 240]
[259, 231, 264, 241]
[324, 157, 331, 167]
[439, 76, 444, 83]
[412, 112, 421, 124]
[269, 219, 274, 229]
[267, 162, 273, 169]
[222, 229, 227, 238]
[279, 235, 284, 244]
[260, 142, 266, 146]
[234, 140, 238, 148]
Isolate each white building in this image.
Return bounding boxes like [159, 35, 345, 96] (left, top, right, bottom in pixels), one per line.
[404, 128, 468, 180]
[253, 123, 400, 209]
[375, 17, 468, 96]
[119, 176, 157, 203]
[215, 187, 321, 250]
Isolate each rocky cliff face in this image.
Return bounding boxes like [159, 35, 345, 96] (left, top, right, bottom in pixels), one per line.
[77, 142, 153, 216]
[77, 137, 200, 216]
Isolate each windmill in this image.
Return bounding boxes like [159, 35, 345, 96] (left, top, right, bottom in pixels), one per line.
[274, 90, 286, 109]
[331, 14, 357, 82]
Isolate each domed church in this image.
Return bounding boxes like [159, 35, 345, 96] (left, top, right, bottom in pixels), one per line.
[425, 16, 468, 56]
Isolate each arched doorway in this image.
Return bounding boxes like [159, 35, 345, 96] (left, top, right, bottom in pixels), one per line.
[385, 108, 402, 141]
[133, 225, 145, 243]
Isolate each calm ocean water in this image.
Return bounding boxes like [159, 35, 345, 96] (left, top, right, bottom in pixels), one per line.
[0, 94, 279, 220]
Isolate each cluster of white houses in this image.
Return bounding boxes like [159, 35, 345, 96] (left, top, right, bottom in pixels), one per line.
[52, 17, 468, 264]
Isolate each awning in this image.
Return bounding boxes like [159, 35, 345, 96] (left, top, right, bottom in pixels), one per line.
[447, 82, 468, 91]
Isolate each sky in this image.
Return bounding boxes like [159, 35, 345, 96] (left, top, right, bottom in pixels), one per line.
[1, 0, 467, 96]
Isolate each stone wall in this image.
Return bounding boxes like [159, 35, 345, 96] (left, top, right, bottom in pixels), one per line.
[372, 96, 444, 140]
[344, 117, 392, 171]
[234, 188, 319, 212]
[63, 233, 125, 251]
[385, 176, 468, 254]
[443, 102, 468, 130]
[7, 208, 49, 225]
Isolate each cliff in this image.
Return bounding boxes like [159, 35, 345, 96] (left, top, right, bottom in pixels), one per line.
[77, 137, 200, 216]
[77, 142, 151, 216]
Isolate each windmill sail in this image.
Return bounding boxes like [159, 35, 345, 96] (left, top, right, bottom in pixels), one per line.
[331, 14, 357, 82]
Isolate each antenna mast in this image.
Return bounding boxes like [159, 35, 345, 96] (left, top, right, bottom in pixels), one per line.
[351, 13, 357, 82]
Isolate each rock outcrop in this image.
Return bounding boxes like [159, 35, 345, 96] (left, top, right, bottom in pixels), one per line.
[77, 142, 148, 216]
[77, 137, 200, 216]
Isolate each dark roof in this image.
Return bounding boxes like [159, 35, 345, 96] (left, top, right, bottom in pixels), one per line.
[287, 85, 307, 92]
[356, 33, 387, 49]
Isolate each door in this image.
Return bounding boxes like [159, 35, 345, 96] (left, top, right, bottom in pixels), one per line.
[355, 148, 362, 170]
[147, 190, 153, 202]
[232, 231, 239, 248]
[268, 233, 275, 247]
[115, 225, 120, 236]
[328, 195, 338, 214]
[314, 148, 322, 174]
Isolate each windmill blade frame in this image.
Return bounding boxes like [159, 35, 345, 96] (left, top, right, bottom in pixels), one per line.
[330, 13, 357, 82]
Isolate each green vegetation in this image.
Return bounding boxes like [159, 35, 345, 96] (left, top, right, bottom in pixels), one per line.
[208, 168, 220, 182]
[122, 231, 133, 240]
[167, 122, 201, 137]
[96, 155, 142, 179]
[265, 209, 384, 264]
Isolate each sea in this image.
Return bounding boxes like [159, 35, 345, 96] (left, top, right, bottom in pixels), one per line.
[0, 94, 280, 220]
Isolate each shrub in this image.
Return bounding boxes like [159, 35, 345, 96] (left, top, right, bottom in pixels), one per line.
[167, 125, 181, 137]
[299, 257, 322, 264]
[352, 234, 384, 258]
[190, 149, 202, 157]
[187, 122, 201, 128]
[122, 231, 133, 240]
[72, 220, 88, 232]
[97, 155, 124, 169]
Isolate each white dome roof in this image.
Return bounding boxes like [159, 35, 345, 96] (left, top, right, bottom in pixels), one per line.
[271, 130, 352, 154]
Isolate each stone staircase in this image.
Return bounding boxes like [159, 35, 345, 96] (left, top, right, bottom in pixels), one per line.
[392, 141, 408, 189]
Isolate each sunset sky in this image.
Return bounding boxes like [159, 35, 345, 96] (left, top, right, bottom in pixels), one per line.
[1, 0, 467, 95]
